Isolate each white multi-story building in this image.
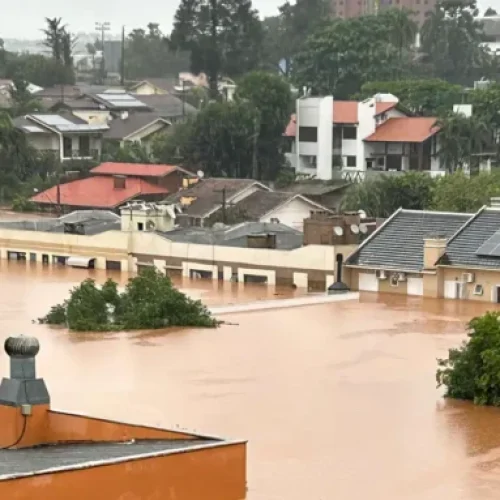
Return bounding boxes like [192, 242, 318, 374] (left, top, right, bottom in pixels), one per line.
[284, 94, 444, 181]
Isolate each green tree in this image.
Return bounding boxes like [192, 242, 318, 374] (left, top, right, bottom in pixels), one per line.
[170, 0, 263, 96]
[125, 23, 190, 79]
[235, 71, 292, 179]
[436, 113, 492, 173]
[431, 171, 500, 212]
[437, 311, 500, 406]
[421, 0, 488, 84]
[483, 7, 498, 16]
[8, 77, 42, 116]
[41, 17, 75, 84]
[39, 268, 217, 331]
[358, 79, 463, 116]
[341, 172, 436, 217]
[293, 10, 415, 97]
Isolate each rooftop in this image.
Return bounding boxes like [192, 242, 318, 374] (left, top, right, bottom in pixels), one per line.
[0, 211, 120, 235]
[162, 221, 304, 249]
[91, 162, 182, 178]
[281, 180, 350, 197]
[346, 209, 471, 271]
[132, 93, 198, 118]
[165, 178, 269, 217]
[439, 207, 500, 269]
[91, 93, 150, 111]
[14, 114, 109, 133]
[104, 113, 170, 140]
[0, 439, 216, 480]
[31, 176, 168, 209]
[364, 117, 440, 143]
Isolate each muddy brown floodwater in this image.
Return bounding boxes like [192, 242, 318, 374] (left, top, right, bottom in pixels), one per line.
[1, 262, 500, 499]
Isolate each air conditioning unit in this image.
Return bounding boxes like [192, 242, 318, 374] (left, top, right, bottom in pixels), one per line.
[376, 269, 387, 280]
[462, 272, 475, 283]
[397, 272, 407, 282]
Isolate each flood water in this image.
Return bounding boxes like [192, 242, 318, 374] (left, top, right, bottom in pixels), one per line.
[1, 262, 500, 499]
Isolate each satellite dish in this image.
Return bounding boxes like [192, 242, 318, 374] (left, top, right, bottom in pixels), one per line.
[197, 170, 205, 179]
[333, 226, 344, 236]
[350, 224, 360, 234]
[358, 209, 367, 219]
[359, 224, 368, 234]
[146, 220, 156, 231]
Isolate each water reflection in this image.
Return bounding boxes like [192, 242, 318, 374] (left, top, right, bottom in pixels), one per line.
[0, 266, 499, 498]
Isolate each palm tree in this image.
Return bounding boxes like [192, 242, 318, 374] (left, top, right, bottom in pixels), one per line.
[42, 17, 66, 62]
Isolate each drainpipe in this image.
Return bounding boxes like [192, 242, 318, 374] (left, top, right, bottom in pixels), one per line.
[58, 131, 64, 162]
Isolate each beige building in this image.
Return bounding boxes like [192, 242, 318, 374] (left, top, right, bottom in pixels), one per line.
[345, 204, 500, 303]
[0, 208, 356, 291]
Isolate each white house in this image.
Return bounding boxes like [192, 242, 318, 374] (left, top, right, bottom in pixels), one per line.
[284, 94, 445, 181]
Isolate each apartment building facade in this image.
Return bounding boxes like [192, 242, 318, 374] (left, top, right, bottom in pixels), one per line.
[284, 95, 444, 181]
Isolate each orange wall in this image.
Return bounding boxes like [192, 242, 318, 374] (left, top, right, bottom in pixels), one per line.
[47, 411, 200, 443]
[0, 443, 247, 500]
[0, 405, 49, 449]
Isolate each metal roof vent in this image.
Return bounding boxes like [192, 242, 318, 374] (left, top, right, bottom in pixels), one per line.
[0, 336, 49, 407]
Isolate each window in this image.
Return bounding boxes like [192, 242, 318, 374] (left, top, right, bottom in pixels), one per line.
[137, 222, 144, 231]
[298, 126, 318, 142]
[79, 136, 90, 156]
[342, 126, 357, 140]
[346, 156, 357, 167]
[474, 284, 484, 296]
[63, 136, 72, 158]
[377, 157, 385, 167]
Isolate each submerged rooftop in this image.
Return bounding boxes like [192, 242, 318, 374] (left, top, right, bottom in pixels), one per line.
[0, 439, 217, 479]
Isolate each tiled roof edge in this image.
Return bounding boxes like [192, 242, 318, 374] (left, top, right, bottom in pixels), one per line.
[443, 205, 487, 246]
[344, 206, 403, 265]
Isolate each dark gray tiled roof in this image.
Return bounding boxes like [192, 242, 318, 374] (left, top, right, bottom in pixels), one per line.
[233, 191, 295, 219]
[104, 113, 169, 140]
[164, 179, 265, 217]
[161, 222, 303, 249]
[346, 209, 471, 271]
[440, 208, 500, 269]
[0, 439, 215, 478]
[133, 94, 197, 118]
[281, 180, 350, 196]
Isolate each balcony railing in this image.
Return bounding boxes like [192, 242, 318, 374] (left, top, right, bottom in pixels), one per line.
[63, 149, 100, 160]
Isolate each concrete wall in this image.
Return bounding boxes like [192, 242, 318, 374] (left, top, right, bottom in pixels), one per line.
[0, 226, 357, 290]
[0, 406, 246, 500]
[259, 197, 317, 232]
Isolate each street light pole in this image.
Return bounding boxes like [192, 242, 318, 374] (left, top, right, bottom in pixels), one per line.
[95, 21, 111, 84]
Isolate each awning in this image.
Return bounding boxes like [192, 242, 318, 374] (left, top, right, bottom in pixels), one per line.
[67, 256, 95, 268]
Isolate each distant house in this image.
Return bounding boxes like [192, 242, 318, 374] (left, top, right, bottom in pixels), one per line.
[30, 162, 196, 212]
[280, 180, 351, 212]
[131, 94, 197, 122]
[129, 78, 175, 95]
[165, 178, 333, 231]
[0, 79, 43, 109]
[13, 114, 108, 161]
[164, 178, 271, 227]
[104, 113, 171, 150]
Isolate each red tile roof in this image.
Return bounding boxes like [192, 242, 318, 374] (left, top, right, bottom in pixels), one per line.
[333, 101, 358, 124]
[31, 176, 168, 209]
[333, 101, 398, 124]
[364, 117, 440, 143]
[284, 114, 297, 137]
[91, 162, 179, 177]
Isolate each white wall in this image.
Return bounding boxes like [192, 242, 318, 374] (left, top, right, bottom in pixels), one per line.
[356, 98, 377, 172]
[73, 110, 111, 125]
[295, 96, 333, 180]
[259, 197, 317, 231]
[29, 133, 59, 152]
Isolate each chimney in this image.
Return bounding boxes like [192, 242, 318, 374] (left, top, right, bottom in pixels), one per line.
[0, 336, 50, 449]
[114, 175, 126, 189]
[491, 197, 500, 209]
[423, 235, 448, 270]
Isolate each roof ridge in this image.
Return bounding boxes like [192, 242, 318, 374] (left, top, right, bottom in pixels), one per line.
[444, 205, 487, 246]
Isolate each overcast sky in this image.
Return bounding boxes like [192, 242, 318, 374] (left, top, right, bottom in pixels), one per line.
[1, 0, 285, 39]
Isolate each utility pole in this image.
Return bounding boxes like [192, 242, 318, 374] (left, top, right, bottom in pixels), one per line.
[182, 79, 186, 119]
[95, 21, 111, 84]
[214, 187, 228, 224]
[252, 113, 260, 180]
[56, 174, 61, 216]
[209, 0, 219, 100]
[120, 26, 125, 87]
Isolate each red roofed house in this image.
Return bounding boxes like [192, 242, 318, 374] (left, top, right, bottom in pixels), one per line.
[31, 163, 196, 212]
[284, 94, 444, 181]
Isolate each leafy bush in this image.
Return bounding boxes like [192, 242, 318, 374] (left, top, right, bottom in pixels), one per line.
[437, 312, 500, 406]
[12, 195, 36, 212]
[39, 268, 217, 332]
